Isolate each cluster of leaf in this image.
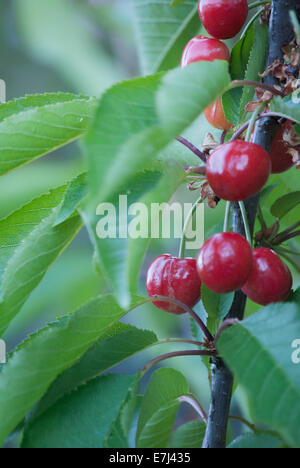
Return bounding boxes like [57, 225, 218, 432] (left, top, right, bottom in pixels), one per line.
[0, 0, 300, 449]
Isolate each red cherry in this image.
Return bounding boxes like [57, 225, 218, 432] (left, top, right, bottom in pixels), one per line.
[146, 255, 201, 315]
[242, 248, 293, 306]
[206, 140, 271, 201]
[181, 35, 230, 67]
[197, 232, 253, 294]
[204, 97, 233, 131]
[198, 0, 248, 39]
[181, 36, 231, 131]
[269, 121, 296, 173]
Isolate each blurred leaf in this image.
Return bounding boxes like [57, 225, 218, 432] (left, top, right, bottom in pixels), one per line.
[131, 0, 200, 75]
[169, 420, 206, 448]
[0, 295, 142, 446]
[81, 170, 162, 308]
[270, 96, 300, 125]
[54, 172, 87, 226]
[128, 162, 185, 295]
[136, 368, 189, 448]
[15, 0, 123, 95]
[270, 191, 300, 219]
[0, 93, 97, 176]
[22, 374, 137, 448]
[218, 302, 300, 448]
[36, 322, 157, 415]
[170, 0, 190, 6]
[290, 11, 300, 43]
[201, 284, 234, 335]
[228, 432, 284, 449]
[0, 184, 83, 336]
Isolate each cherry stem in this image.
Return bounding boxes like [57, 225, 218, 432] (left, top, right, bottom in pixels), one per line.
[240, 6, 265, 39]
[220, 130, 227, 145]
[141, 350, 214, 376]
[238, 201, 252, 245]
[176, 136, 207, 163]
[232, 80, 284, 97]
[245, 102, 267, 142]
[178, 395, 208, 423]
[248, 0, 271, 10]
[223, 201, 231, 233]
[151, 295, 214, 343]
[179, 194, 203, 259]
[158, 338, 207, 347]
[231, 112, 287, 141]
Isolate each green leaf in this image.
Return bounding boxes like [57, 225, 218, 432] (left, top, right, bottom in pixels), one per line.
[290, 11, 300, 44]
[136, 368, 189, 448]
[222, 23, 255, 126]
[36, 322, 157, 415]
[0, 295, 139, 446]
[218, 302, 300, 448]
[54, 172, 88, 226]
[228, 432, 284, 449]
[238, 22, 268, 121]
[201, 284, 234, 335]
[22, 374, 137, 448]
[270, 96, 300, 125]
[170, 0, 190, 6]
[131, 0, 200, 75]
[0, 185, 82, 336]
[270, 191, 300, 219]
[169, 420, 206, 448]
[0, 93, 97, 176]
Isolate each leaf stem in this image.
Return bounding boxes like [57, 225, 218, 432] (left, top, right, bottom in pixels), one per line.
[179, 195, 203, 259]
[178, 394, 208, 423]
[141, 350, 214, 376]
[176, 136, 207, 163]
[238, 201, 252, 244]
[231, 80, 284, 97]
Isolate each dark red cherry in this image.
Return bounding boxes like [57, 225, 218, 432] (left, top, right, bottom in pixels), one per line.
[198, 0, 248, 39]
[242, 248, 293, 306]
[197, 232, 253, 294]
[269, 121, 296, 173]
[206, 140, 271, 201]
[146, 255, 201, 315]
[181, 35, 230, 67]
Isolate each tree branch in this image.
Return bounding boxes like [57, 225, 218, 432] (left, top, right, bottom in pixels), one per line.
[202, 0, 300, 449]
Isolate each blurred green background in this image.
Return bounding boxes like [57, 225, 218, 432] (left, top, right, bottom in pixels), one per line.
[1, 0, 300, 443]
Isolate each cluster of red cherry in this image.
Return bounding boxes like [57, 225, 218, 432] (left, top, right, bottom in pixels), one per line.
[146, 0, 294, 315]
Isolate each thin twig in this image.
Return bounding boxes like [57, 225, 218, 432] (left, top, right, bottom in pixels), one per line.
[232, 79, 284, 97]
[142, 350, 214, 375]
[179, 395, 208, 423]
[176, 136, 207, 163]
[151, 295, 214, 343]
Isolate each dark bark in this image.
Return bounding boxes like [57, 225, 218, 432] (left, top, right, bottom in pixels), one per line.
[202, 0, 300, 449]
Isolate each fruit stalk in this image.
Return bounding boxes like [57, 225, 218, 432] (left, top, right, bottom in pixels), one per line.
[202, 0, 300, 449]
